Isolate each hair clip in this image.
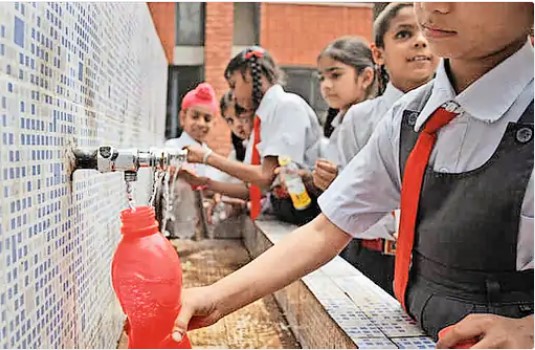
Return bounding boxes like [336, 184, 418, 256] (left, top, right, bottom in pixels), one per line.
[245, 48, 265, 60]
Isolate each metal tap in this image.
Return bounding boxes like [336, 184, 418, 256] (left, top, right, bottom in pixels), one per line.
[72, 146, 188, 182]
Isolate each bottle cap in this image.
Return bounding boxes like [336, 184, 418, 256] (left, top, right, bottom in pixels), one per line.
[278, 155, 291, 167]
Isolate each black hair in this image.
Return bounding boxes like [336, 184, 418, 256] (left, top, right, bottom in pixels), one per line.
[231, 133, 246, 162]
[220, 90, 247, 162]
[318, 36, 376, 137]
[224, 46, 284, 110]
[219, 90, 233, 114]
[318, 36, 377, 99]
[373, 2, 414, 95]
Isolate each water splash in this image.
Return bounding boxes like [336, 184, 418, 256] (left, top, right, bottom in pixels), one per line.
[125, 181, 136, 212]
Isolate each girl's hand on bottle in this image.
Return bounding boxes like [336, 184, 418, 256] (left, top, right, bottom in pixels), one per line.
[271, 167, 312, 199]
[183, 145, 206, 164]
[172, 286, 222, 343]
[313, 159, 338, 191]
[271, 168, 289, 199]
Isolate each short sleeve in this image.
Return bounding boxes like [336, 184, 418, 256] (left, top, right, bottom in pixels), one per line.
[336, 108, 364, 168]
[257, 99, 309, 165]
[336, 102, 377, 169]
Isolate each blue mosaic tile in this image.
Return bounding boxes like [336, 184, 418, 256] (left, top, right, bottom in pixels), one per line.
[392, 336, 436, 349]
[0, 2, 167, 348]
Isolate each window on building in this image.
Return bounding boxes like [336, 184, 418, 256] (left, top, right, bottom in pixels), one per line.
[282, 67, 328, 122]
[165, 65, 204, 139]
[175, 2, 205, 46]
[233, 3, 260, 46]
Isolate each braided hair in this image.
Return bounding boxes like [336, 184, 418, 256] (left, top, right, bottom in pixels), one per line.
[373, 2, 413, 95]
[224, 46, 284, 111]
[248, 52, 264, 109]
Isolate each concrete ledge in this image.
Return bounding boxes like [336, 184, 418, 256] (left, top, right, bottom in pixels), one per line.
[243, 217, 436, 349]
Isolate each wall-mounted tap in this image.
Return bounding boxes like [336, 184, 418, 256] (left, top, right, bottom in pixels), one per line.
[72, 146, 188, 182]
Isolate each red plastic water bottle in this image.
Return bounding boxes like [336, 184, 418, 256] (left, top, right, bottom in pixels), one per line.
[438, 325, 478, 349]
[111, 206, 192, 349]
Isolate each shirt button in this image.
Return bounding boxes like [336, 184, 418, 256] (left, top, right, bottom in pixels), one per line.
[443, 101, 460, 113]
[439, 167, 449, 173]
[408, 112, 418, 126]
[516, 127, 533, 144]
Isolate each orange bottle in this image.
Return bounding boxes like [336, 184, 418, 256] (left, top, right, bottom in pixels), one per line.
[111, 206, 192, 349]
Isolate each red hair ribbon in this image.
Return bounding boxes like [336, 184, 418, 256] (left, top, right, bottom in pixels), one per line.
[245, 49, 264, 60]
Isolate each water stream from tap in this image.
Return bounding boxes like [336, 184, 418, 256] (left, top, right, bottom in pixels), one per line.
[125, 181, 137, 212]
[149, 170, 165, 208]
[161, 171, 172, 236]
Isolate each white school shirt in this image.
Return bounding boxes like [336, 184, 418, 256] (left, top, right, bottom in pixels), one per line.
[244, 84, 323, 170]
[164, 131, 219, 178]
[321, 111, 345, 165]
[337, 82, 404, 169]
[319, 41, 534, 271]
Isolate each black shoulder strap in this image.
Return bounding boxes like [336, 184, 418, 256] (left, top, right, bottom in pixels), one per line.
[518, 100, 534, 124]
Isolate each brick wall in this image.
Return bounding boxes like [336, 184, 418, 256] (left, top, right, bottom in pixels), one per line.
[147, 2, 175, 63]
[204, 2, 234, 156]
[146, 2, 375, 156]
[261, 3, 373, 67]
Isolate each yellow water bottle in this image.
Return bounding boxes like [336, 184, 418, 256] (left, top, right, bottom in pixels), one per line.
[278, 156, 312, 210]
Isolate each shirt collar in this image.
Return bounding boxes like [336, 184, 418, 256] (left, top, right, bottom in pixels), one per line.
[256, 84, 284, 119]
[415, 40, 534, 131]
[181, 131, 205, 147]
[382, 82, 404, 105]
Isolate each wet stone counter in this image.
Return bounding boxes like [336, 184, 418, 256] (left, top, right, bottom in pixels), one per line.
[244, 217, 436, 349]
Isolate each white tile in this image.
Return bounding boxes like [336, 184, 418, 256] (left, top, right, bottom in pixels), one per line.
[0, 2, 167, 348]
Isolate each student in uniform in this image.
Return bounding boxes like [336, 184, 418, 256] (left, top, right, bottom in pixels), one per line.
[164, 82, 219, 238]
[315, 36, 377, 169]
[171, 3, 534, 348]
[328, 2, 439, 297]
[165, 82, 219, 178]
[276, 36, 376, 224]
[211, 90, 254, 183]
[182, 46, 323, 225]
[336, 2, 438, 170]
[207, 91, 254, 219]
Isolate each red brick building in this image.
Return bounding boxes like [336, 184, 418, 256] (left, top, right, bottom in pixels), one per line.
[148, 2, 375, 155]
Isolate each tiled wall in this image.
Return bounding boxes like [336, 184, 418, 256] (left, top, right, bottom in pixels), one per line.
[0, 2, 168, 348]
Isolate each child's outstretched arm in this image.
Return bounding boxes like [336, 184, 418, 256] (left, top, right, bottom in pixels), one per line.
[171, 213, 352, 341]
[185, 144, 278, 190]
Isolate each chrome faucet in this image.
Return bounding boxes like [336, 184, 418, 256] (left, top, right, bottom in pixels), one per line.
[72, 146, 188, 182]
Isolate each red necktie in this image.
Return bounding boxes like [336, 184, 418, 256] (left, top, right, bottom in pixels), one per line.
[249, 116, 262, 220]
[394, 105, 458, 310]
